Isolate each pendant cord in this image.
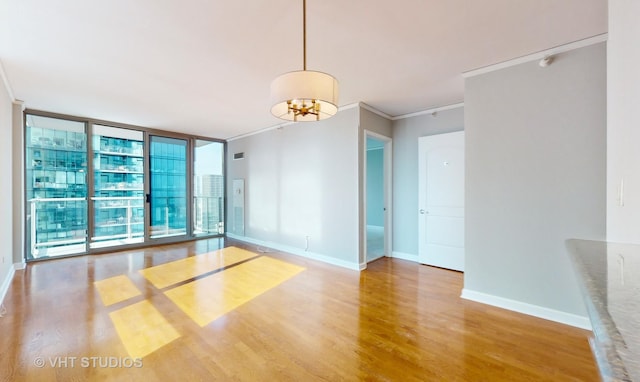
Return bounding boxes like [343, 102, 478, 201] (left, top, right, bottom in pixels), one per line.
[303, 0, 307, 71]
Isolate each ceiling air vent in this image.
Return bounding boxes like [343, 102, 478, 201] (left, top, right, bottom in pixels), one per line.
[233, 152, 245, 160]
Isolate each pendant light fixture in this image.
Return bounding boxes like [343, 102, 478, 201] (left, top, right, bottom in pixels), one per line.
[270, 0, 339, 122]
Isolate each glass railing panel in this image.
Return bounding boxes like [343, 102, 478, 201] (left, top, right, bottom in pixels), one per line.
[28, 198, 88, 259]
[90, 196, 145, 248]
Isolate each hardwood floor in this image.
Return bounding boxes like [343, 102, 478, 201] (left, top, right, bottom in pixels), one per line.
[0, 238, 599, 381]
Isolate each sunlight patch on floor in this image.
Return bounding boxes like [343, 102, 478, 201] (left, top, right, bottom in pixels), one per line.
[139, 246, 258, 289]
[109, 300, 181, 359]
[164, 256, 305, 327]
[102, 247, 302, 358]
[94, 275, 142, 306]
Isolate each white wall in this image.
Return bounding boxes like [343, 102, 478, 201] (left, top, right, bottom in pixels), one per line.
[607, 0, 640, 243]
[464, 43, 606, 327]
[360, 107, 393, 138]
[391, 108, 464, 259]
[0, 62, 15, 302]
[227, 107, 360, 269]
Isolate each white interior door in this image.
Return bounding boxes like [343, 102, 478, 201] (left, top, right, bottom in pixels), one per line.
[418, 131, 465, 271]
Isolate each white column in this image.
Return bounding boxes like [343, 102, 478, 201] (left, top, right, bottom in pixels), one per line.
[12, 100, 25, 266]
[607, 0, 640, 243]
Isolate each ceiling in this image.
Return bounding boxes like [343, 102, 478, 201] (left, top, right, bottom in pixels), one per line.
[0, 0, 607, 140]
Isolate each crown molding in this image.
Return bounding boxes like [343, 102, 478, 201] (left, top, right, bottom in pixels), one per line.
[338, 102, 360, 112]
[358, 101, 466, 122]
[391, 102, 465, 120]
[358, 102, 393, 120]
[227, 101, 467, 141]
[462, 33, 608, 78]
[226, 121, 290, 142]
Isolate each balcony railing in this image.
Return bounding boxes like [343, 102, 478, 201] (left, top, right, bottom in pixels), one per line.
[193, 196, 224, 235]
[91, 196, 144, 244]
[28, 197, 87, 258]
[28, 195, 224, 258]
[149, 196, 186, 238]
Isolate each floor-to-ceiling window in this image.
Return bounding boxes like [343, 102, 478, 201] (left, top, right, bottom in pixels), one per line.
[193, 139, 225, 236]
[25, 115, 88, 260]
[91, 125, 145, 248]
[24, 111, 225, 261]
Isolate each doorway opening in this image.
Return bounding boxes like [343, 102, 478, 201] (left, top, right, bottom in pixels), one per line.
[364, 131, 392, 263]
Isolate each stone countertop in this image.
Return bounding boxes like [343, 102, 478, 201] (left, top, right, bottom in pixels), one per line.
[566, 239, 640, 382]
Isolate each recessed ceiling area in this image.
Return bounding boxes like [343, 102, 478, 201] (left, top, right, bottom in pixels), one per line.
[0, 0, 607, 139]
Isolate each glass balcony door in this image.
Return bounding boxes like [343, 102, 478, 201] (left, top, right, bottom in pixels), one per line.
[90, 125, 145, 249]
[193, 140, 225, 236]
[149, 136, 188, 239]
[25, 115, 88, 260]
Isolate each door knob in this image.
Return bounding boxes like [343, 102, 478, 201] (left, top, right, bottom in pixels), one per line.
[419, 209, 426, 214]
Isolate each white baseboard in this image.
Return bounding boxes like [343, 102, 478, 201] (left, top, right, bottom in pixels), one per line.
[461, 288, 592, 330]
[391, 251, 419, 263]
[226, 233, 361, 271]
[0, 264, 16, 306]
[365, 254, 385, 263]
[14, 262, 26, 270]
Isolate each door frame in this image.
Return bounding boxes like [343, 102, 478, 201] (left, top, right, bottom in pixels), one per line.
[362, 130, 393, 266]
